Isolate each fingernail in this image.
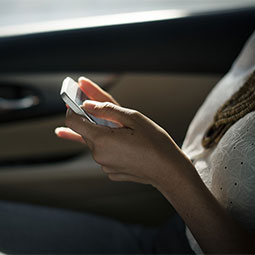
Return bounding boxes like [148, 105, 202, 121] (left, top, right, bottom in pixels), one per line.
[54, 127, 62, 135]
[78, 76, 88, 82]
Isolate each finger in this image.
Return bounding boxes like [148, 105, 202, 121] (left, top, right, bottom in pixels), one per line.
[83, 100, 137, 127]
[78, 77, 119, 105]
[108, 173, 150, 184]
[101, 166, 119, 174]
[65, 108, 108, 141]
[55, 127, 86, 144]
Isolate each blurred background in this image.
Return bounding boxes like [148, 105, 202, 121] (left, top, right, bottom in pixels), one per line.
[0, 0, 254, 226]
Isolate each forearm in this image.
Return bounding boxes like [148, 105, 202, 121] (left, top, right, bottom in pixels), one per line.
[155, 150, 254, 254]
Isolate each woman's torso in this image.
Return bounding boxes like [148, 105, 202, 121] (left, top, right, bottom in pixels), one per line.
[182, 31, 255, 253]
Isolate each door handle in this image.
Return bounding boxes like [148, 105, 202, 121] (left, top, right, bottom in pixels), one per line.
[0, 95, 39, 111]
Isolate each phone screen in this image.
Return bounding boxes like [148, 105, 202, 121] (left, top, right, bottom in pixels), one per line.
[75, 87, 89, 106]
[61, 77, 118, 128]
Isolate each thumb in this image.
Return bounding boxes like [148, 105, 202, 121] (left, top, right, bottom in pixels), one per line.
[83, 100, 136, 127]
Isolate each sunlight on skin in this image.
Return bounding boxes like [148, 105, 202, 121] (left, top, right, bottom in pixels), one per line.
[78, 77, 119, 105]
[55, 127, 85, 144]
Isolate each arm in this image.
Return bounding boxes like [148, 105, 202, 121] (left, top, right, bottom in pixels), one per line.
[156, 155, 255, 254]
[56, 77, 255, 254]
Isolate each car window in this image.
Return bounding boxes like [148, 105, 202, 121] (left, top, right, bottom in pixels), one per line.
[0, 0, 254, 37]
[0, 0, 254, 27]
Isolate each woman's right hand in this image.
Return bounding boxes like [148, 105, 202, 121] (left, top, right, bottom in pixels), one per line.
[55, 76, 119, 143]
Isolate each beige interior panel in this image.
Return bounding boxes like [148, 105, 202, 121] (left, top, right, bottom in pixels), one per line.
[0, 114, 85, 161]
[110, 73, 221, 145]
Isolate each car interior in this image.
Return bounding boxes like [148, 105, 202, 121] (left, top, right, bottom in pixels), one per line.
[0, 2, 254, 230]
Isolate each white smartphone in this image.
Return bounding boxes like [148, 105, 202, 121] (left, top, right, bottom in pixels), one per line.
[60, 77, 117, 127]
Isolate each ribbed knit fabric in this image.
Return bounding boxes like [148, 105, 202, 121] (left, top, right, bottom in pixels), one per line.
[202, 71, 255, 149]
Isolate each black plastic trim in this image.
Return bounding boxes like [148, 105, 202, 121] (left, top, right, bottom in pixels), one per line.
[0, 8, 254, 74]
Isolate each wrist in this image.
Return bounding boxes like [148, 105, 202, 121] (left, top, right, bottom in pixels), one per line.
[152, 148, 198, 200]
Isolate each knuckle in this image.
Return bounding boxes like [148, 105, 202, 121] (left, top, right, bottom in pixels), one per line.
[92, 148, 106, 166]
[102, 102, 116, 112]
[129, 110, 142, 121]
[101, 165, 107, 172]
[84, 138, 94, 151]
[101, 166, 111, 174]
[108, 174, 118, 181]
[90, 136, 108, 165]
[92, 150, 101, 165]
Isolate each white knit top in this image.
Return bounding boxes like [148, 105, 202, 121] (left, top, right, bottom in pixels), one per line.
[182, 31, 255, 254]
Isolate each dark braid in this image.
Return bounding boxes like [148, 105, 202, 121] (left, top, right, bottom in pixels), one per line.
[202, 71, 255, 149]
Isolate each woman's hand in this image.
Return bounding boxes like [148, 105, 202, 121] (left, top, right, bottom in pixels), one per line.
[56, 76, 190, 188]
[61, 99, 188, 188]
[55, 77, 119, 144]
